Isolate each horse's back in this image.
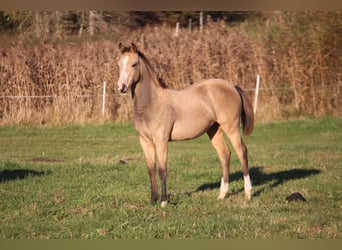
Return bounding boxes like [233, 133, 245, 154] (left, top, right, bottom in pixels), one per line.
[194, 78, 236, 90]
[192, 78, 241, 110]
[168, 79, 242, 141]
[172, 78, 241, 114]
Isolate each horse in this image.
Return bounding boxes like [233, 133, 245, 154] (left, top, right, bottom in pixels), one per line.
[116, 43, 254, 208]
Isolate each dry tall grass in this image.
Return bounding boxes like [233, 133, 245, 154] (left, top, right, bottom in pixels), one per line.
[0, 12, 340, 126]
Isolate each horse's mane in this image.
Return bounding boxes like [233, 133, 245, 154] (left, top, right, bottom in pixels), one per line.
[137, 50, 168, 89]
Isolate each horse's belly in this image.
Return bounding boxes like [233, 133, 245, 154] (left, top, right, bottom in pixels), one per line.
[169, 88, 217, 141]
[170, 117, 214, 141]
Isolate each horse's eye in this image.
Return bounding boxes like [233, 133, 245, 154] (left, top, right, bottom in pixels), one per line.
[132, 62, 138, 68]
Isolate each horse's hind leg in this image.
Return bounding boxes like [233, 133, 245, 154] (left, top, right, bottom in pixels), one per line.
[207, 123, 231, 200]
[223, 127, 252, 199]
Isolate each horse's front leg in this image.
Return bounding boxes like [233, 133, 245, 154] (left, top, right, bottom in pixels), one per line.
[139, 137, 158, 204]
[156, 140, 168, 208]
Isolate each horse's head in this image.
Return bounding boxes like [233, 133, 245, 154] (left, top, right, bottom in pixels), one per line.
[117, 43, 140, 94]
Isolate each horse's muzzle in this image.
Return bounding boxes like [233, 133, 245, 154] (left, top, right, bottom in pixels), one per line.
[118, 83, 129, 94]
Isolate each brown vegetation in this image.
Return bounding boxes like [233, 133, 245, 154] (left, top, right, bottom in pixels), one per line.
[0, 11, 341, 126]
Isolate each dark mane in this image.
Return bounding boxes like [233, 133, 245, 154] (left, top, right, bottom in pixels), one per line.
[137, 51, 168, 89]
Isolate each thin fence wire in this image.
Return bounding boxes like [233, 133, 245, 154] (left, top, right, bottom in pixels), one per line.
[0, 87, 293, 99]
[0, 94, 117, 99]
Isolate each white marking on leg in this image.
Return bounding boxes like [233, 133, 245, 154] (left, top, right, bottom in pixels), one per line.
[243, 174, 252, 199]
[161, 201, 168, 208]
[217, 177, 229, 200]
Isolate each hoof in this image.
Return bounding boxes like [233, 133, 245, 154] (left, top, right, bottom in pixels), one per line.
[161, 200, 168, 208]
[217, 194, 226, 200]
[245, 192, 252, 200]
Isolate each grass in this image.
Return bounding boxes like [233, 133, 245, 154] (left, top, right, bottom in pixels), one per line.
[0, 117, 341, 239]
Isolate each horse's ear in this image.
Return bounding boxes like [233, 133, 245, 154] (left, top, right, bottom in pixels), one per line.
[118, 42, 124, 53]
[131, 43, 138, 53]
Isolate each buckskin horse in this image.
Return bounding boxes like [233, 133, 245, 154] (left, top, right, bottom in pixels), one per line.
[116, 43, 254, 207]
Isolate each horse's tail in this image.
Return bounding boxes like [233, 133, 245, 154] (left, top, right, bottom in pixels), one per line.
[235, 85, 254, 135]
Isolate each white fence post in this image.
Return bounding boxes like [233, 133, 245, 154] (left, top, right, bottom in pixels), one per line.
[175, 22, 179, 37]
[188, 18, 192, 33]
[253, 74, 261, 114]
[102, 81, 106, 116]
[200, 12, 203, 33]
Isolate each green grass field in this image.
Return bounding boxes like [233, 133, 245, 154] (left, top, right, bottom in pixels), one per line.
[0, 117, 341, 239]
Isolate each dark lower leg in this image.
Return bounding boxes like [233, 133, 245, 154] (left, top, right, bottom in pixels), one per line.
[241, 142, 249, 176]
[158, 168, 167, 203]
[241, 142, 252, 199]
[148, 167, 158, 204]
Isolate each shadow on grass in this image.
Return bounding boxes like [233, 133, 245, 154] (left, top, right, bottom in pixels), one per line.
[0, 169, 49, 183]
[194, 166, 321, 197]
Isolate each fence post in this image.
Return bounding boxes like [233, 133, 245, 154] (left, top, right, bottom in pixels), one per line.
[200, 12, 203, 33]
[253, 74, 261, 114]
[175, 22, 179, 37]
[89, 11, 95, 36]
[102, 81, 106, 116]
[188, 18, 192, 33]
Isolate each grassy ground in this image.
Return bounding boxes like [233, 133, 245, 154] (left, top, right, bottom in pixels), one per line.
[0, 117, 341, 239]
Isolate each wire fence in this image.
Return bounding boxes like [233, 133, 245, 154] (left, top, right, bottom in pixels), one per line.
[0, 77, 295, 117]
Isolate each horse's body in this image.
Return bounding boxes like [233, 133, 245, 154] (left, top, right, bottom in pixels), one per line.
[117, 43, 254, 207]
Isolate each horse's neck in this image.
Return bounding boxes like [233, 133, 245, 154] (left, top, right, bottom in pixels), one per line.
[132, 62, 161, 118]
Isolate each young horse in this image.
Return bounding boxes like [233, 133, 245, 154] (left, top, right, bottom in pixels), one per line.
[117, 43, 254, 208]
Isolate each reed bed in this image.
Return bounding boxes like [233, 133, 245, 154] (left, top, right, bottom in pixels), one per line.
[0, 13, 340, 125]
